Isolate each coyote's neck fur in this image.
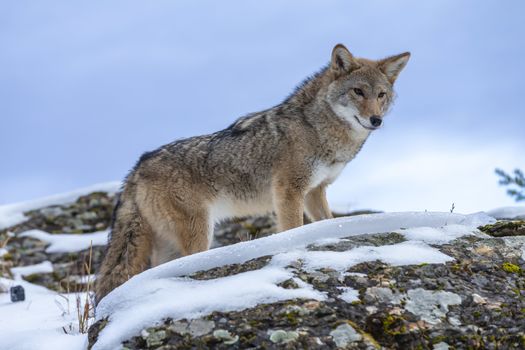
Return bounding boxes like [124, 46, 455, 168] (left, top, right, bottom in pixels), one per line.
[95, 44, 410, 303]
[232, 65, 371, 165]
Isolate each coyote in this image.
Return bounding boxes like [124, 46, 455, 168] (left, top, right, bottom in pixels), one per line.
[96, 44, 410, 302]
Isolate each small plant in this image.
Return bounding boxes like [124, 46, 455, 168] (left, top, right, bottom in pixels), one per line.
[502, 262, 521, 274]
[76, 242, 95, 333]
[495, 168, 525, 202]
[57, 241, 96, 334]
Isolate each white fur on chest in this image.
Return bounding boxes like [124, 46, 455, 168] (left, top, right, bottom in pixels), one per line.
[309, 162, 346, 189]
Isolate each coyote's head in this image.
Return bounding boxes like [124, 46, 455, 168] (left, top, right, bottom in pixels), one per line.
[326, 44, 410, 131]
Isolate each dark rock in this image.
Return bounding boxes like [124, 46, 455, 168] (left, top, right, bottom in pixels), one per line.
[479, 220, 525, 237]
[10, 285, 25, 302]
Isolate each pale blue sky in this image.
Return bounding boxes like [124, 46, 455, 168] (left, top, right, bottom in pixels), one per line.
[1, 1, 524, 212]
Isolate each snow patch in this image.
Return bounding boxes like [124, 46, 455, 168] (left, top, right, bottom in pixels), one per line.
[19, 229, 109, 253]
[274, 241, 453, 272]
[0, 181, 120, 230]
[338, 287, 360, 303]
[0, 277, 89, 350]
[486, 206, 525, 220]
[11, 261, 54, 280]
[398, 224, 475, 244]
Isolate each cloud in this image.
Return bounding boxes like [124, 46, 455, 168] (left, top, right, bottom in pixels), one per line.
[328, 132, 523, 213]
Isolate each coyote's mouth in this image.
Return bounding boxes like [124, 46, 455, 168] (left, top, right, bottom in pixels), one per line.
[354, 116, 377, 131]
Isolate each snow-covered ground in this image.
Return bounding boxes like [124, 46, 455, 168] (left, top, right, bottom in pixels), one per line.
[0, 278, 88, 350]
[11, 261, 54, 280]
[19, 229, 109, 253]
[487, 206, 525, 220]
[1, 185, 525, 350]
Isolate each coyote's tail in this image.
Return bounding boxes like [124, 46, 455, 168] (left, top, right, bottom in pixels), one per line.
[95, 184, 153, 304]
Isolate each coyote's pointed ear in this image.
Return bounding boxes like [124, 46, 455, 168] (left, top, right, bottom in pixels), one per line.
[331, 44, 359, 75]
[378, 52, 410, 84]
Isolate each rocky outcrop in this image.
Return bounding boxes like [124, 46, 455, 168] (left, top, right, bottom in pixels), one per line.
[2, 191, 525, 349]
[90, 223, 525, 350]
[0, 192, 116, 291]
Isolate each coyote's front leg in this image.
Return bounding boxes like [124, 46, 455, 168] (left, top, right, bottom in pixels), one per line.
[272, 174, 305, 232]
[305, 185, 333, 221]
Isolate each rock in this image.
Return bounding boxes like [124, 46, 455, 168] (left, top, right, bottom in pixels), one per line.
[447, 316, 461, 327]
[77, 211, 98, 221]
[142, 329, 166, 348]
[479, 220, 525, 237]
[433, 341, 450, 350]
[212, 329, 238, 344]
[168, 321, 188, 335]
[278, 278, 300, 289]
[404, 288, 462, 325]
[471, 293, 486, 304]
[364, 287, 397, 304]
[188, 319, 215, 337]
[330, 323, 362, 347]
[169, 319, 215, 337]
[268, 329, 299, 344]
[40, 206, 63, 218]
[10, 285, 25, 302]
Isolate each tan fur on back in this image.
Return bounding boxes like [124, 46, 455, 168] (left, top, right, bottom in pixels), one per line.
[95, 44, 410, 303]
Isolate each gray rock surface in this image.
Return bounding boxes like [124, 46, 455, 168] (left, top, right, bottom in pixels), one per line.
[330, 323, 362, 347]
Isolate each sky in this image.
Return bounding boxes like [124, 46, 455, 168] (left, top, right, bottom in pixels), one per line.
[1, 0, 524, 213]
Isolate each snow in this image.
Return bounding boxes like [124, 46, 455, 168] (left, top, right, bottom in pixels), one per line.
[486, 206, 525, 220]
[397, 224, 475, 244]
[0, 278, 88, 350]
[100, 211, 493, 294]
[19, 229, 109, 253]
[272, 241, 454, 273]
[0, 181, 120, 230]
[11, 261, 54, 280]
[338, 287, 360, 303]
[93, 211, 494, 350]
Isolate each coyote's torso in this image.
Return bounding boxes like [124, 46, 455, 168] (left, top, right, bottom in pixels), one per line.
[96, 44, 410, 303]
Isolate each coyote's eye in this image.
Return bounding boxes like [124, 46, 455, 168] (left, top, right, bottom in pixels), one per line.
[378, 92, 386, 98]
[353, 88, 364, 96]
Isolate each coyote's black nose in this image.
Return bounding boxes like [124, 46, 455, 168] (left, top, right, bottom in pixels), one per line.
[370, 116, 382, 127]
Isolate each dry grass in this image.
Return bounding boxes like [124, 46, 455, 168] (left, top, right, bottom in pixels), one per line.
[76, 242, 95, 334]
[58, 242, 96, 334]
